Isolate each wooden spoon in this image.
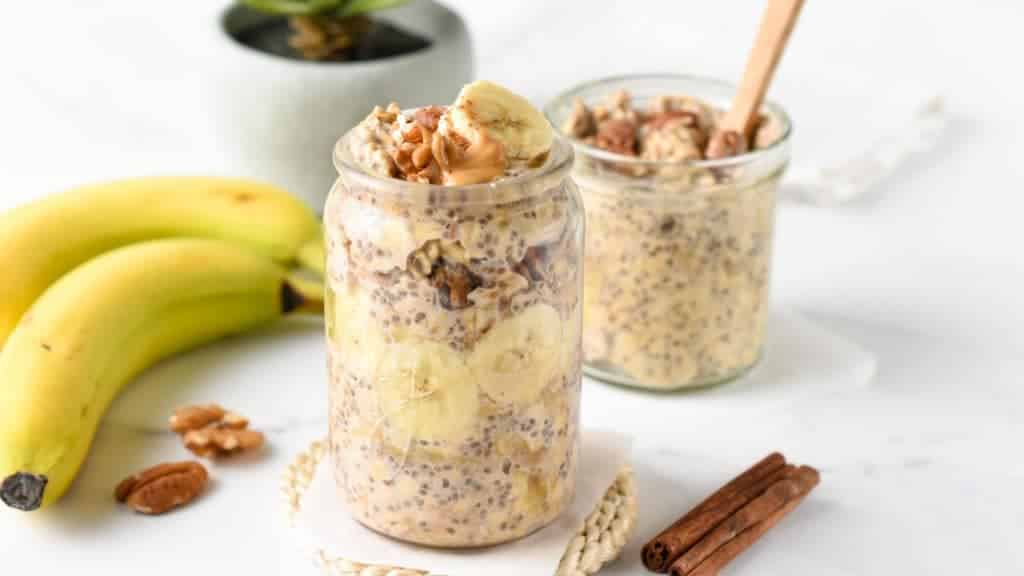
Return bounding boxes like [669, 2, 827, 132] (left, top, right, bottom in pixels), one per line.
[709, 0, 806, 157]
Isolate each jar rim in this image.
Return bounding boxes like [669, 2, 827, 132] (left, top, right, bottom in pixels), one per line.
[333, 122, 576, 200]
[543, 73, 792, 170]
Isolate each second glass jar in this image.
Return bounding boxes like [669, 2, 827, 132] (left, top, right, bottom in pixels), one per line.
[546, 75, 792, 391]
[325, 130, 583, 547]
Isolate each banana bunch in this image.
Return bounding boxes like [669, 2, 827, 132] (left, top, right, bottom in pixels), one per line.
[0, 177, 325, 512]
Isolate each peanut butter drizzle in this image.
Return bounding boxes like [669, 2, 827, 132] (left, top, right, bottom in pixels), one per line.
[437, 131, 508, 186]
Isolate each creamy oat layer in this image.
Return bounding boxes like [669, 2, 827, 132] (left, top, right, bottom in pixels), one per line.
[326, 82, 582, 547]
[564, 90, 782, 390]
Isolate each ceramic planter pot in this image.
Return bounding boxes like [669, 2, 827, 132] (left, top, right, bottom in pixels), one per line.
[201, 1, 474, 210]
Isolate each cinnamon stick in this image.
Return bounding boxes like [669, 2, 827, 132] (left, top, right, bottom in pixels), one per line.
[641, 453, 787, 572]
[669, 465, 820, 576]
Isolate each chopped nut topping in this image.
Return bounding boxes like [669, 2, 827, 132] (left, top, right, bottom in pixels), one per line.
[562, 90, 775, 161]
[115, 461, 208, 515]
[608, 90, 638, 122]
[412, 144, 434, 170]
[641, 117, 705, 162]
[706, 130, 749, 159]
[596, 118, 638, 156]
[351, 102, 513, 186]
[644, 110, 699, 131]
[562, 98, 596, 139]
[374, 103, 401, 123]
[431, 131, 451, 171]
[414, 106, 445, 132]
[403, 124, 424, 144]
[394, 145, 416, 176]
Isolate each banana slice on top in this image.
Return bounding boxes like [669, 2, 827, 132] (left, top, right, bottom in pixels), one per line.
[445, 81, 554, 163]
[471, 303, 564, 407]
[375, 340, 479, 448]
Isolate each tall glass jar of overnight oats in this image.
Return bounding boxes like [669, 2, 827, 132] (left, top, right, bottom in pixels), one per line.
[545, 75, 791, 391]
[324, 83, 583, 547]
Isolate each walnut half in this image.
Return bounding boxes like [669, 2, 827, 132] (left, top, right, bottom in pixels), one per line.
[170, 404, 264, 459]
[183, 428, 265, 459]
[430, 261, 483, 310]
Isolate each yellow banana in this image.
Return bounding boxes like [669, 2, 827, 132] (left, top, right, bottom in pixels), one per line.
[0, 239, 322, 511]
[0, 176, 322, 347]
[296, 224, 327, 276]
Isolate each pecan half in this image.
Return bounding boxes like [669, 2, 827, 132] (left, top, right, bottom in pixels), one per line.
[645, 110, 699, 131]
[596, 118, 638, 156]
[115, 461, 208, 515]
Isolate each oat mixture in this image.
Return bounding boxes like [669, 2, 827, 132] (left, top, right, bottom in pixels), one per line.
[562, 89, 784, 390]
[326, 82, 582, 547]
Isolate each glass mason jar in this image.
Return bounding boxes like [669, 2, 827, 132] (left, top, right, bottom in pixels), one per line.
[545, 75, 791, 391]
[324, 128, 583, 547]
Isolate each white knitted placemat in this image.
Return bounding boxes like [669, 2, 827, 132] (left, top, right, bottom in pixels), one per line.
[282, 436, 636, 576]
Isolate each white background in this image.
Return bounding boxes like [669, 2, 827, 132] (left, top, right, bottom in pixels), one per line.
[1, 1, 1023, 574]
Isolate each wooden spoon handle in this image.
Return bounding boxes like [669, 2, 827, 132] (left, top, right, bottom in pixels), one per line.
[721, 0, 806, 138]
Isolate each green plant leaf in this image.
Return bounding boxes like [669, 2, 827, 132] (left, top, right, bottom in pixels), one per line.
[239, 0, 346, 17]
[336, 0, 410, 17]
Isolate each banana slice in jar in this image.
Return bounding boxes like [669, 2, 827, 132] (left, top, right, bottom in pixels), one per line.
[443, 81, 554, 163]
[471, 303, 564, 407]
[374, 340, 479, 450]
[330, 283, 386, 379]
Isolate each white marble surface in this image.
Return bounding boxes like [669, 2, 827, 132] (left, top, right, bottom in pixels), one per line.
[2, 1, 1023, 574]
